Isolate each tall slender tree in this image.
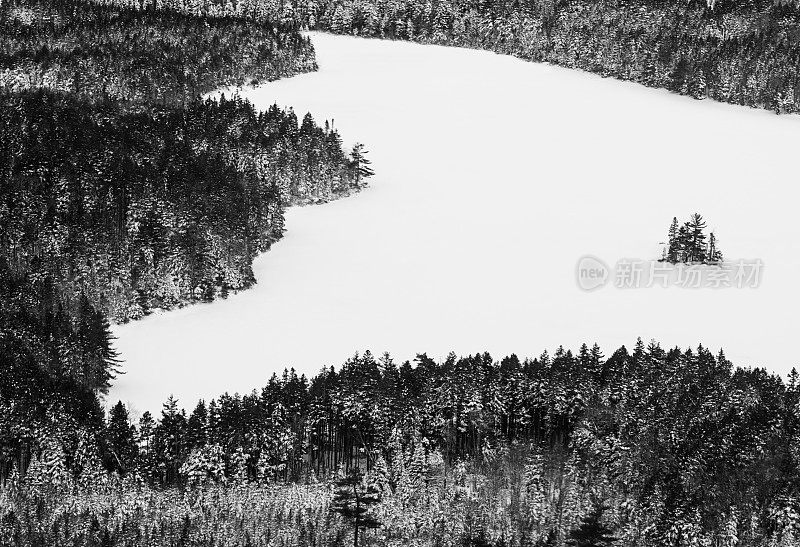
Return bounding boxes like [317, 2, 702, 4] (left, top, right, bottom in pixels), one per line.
[686, 213, 708, 262]
[666, 217, 680, 262]
[708, 232, 723, 262]
[107, 401, 138, 474]
[349, 143, 374, 187]
[331, 469, 381, 547]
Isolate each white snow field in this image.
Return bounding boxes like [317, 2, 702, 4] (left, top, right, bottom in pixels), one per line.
[110, 33, 800, 413]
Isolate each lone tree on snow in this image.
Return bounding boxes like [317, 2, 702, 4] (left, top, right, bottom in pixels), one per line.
[349, 143, 374, 187]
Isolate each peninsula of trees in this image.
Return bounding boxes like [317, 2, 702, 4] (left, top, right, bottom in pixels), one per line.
[0, 0, 373, 402]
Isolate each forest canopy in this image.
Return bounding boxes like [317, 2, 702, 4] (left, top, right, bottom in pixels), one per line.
[2, 343, 799, 546]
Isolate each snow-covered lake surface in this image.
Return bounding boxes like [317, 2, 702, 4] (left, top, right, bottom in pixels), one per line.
[111, 33, 800, 414]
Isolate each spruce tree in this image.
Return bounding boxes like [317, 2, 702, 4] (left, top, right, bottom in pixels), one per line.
[331, 469, 381, 547]
[666, 217, 680, 262]
[686, 213, 708, 262]
[154, 397, 187, 484]
[107, 401, 138, 474]
[186, 400, 209, 450]
[566, 504, 617, 547]
[677, 223, 690, 263]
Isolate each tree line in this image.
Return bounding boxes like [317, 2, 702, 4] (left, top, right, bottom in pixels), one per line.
[47, 0, 800, 117]
[1, 0, 316, 104]
[1, 342, 799, 545]
[307, 0, 800, 115]
[93, 0, 800, 116]
[76, 0, 800, 114]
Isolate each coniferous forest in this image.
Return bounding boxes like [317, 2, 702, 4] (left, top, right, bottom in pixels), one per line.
[82, 0, 800, 115]
[2, 0, 800, 546]
[310, 0, 800, 115]
[0, 0, 369, 526]
[2, 344, 800, 546]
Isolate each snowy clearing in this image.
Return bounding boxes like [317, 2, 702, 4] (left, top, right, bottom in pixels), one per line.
[110, 33, 800, 413]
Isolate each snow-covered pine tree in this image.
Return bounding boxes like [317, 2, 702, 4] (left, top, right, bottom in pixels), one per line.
[331, 469, 382, 547]
[25, 438, 69, 489]
[74, 432, 108, 488]
[107, 401, 138, 474]
[666, 217, 680, 262]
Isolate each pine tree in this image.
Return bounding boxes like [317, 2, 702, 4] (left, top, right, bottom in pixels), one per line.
[186, 400, 209, 450]
[137, 411, 158, 480]
[25, 438, 69, 489]
[331, 469, 382, 547]
[666, 217, 680, 262]
[677, 223, 690, 263]
[686, 213, 708, 262]
[107, 401, 138, 474]
[349, 143, 374, 187]
[566, 504, 617, 547]
[75, 432, 107, 487]
[408, 436, 429, 489]
[155, 396, 187, 484]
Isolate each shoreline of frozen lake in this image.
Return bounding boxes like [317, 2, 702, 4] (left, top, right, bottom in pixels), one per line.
[110, 32, 800, 414]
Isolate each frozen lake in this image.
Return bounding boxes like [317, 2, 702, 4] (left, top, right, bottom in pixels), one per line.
[110, 33, 800, 413]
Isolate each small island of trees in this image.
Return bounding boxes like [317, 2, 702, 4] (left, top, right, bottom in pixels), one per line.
[660, 213, 723, 264]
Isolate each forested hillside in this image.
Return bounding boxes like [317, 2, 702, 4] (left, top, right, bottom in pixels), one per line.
[90, 0, 800, 114]
[310, 0, 800, 114]
[0, 0, 315, 102]
[2, 342, 799, 545]
[0, 0, 371, 479]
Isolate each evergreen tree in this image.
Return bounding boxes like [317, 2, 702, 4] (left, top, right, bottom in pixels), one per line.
[677, 223, 690, 263]
[708, 232, 723, 263]
[137, 411, 158, 480]
[331, 469, 382, 547]
[186, 400, 209, 450]
[349, 143, 374, 187]
[155, 396, 187, 484]
[666, 217, 680, 262]
[74, 432, 108, 487]
[107, 401, 138, 474]
[565, 504, 617, 547]
[685, 213, 708, 262]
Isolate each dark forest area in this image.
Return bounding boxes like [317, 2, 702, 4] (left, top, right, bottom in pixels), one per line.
[70, 0, 800, 114]
[309, 0, 800, 114]
[2, 0, 799, 545]
[2, 343, 799, 545]
[0, 0, 370, 495]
